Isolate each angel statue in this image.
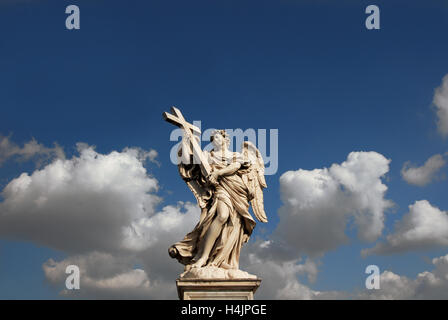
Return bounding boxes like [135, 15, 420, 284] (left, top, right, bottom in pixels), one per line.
[163, 107, 267, 279]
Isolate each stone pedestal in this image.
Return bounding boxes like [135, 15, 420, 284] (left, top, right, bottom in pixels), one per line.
[176, 278, 261, 300]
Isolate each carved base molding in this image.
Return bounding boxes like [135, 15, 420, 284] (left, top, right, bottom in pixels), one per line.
[176, 278, 262, 300]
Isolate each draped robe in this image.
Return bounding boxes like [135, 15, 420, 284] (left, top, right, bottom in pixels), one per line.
[170, 150, 256, 269]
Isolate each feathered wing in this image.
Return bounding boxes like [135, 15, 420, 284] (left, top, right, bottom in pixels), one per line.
[242, 141, 268, 223]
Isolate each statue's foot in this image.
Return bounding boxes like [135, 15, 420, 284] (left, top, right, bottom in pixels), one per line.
[220, 262, 233, 270]
[191, 257, 207, 268]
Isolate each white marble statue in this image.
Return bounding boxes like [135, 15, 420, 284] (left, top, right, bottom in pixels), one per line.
[163, 107, 268, 279]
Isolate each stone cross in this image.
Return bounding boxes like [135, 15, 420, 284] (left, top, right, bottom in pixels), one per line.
[163, 107, 212, 177]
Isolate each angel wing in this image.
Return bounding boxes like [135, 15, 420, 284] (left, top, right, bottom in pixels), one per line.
[242, 141, 268, 223]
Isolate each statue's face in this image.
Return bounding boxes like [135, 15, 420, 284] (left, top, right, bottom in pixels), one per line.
[212, 133, 226, 149]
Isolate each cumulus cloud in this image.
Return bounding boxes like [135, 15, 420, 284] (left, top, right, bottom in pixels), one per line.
[356, 254, 448, 299]
[36, 150, 393, 298]
[0, 142, 202, 298]
[243, 240, 448, 299]
[43, 252, 172, 299]
[363, 200, 448, 256]
[122, 146, 159, 165]
[0, 144, 161, 253]
[0, 134, 65, 167]
[240, 240, 320, 299]
[5, 144, 442, 300]
[41, 201, 200, 299]
[237, 152, 393, 298]
[240, 240, 351, 299]
[401, 154, 446, 186]
[434, 74, 448, 138]
[275, 151, 392, 256]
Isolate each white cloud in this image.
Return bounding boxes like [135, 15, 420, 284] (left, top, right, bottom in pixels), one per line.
[0, 142, 201, 298]
[43, 252, 168, 299]
[0, 144, 162, 253]
[242, 240, 448, 299]
[5, 142, 446, 300]
[41, 202, 201, 299]
[130, 202, 202, 288]
[236, 151, 393, 299]
[122, 146, 159, 165]
[401, 154, 446, 186]
[356, 254, 448, 299]
[122, 202, 200, 251]
[434, 74, 448, 138]
[275, 151, 392, 256]
[240, 240, 320, 299]
[240, 240, 354, 299]
[0, 134, 65, 166]
[33, 149, 393, 299]
[363, 200, 448, 256]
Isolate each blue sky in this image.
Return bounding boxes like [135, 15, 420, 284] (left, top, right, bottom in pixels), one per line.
[1, 0, 448, 299]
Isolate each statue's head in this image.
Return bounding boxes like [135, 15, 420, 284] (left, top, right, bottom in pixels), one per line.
[210, 129, 230, 150]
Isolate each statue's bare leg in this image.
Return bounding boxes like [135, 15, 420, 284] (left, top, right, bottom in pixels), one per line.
[192, 200, 229, 268]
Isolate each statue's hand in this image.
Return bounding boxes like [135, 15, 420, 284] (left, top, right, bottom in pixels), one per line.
[208, 171, 220, 186]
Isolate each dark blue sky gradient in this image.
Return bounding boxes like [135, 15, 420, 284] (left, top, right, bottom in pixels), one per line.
[1, 0, 448, 298]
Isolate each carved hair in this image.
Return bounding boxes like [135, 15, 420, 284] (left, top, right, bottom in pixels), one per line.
[210, 129, 230, 146]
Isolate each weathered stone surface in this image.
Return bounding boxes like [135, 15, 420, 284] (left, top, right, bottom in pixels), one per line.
[163, 108, 268, 298]
[177, 278, 261, 300]
[180, 266, 257, 280]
